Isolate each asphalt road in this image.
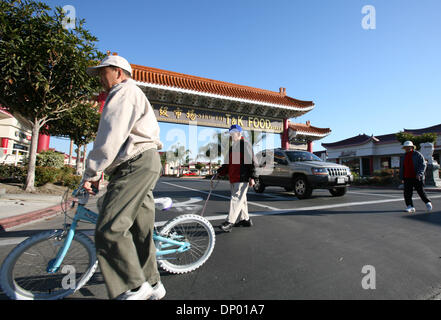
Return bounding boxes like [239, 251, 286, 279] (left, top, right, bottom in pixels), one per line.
[1, 176, 441, 301]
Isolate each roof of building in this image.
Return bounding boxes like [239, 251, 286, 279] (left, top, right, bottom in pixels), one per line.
[404, 123, 441, 135]
[322, 134, 373, 148]
[322, 123, 441, 149]
[131, 64, 315, 110]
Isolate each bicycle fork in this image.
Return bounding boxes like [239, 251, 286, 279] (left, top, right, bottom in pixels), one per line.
[46, 221, 78, 273]
[46, 205, 98, 274]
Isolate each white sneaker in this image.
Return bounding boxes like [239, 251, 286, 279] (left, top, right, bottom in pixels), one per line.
[405, 206, 416, 213]
[148, 281, 166, 300]
[426, 202, 433, 212]
[115, 282, 153, 300]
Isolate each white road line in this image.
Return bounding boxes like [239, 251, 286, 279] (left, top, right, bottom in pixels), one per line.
[2, 191, 439, 247]
[347, 191, 401, 198]
[259, 193, 295, 201]
[199, 194, 441, 222]
[161, 181, 280, 211]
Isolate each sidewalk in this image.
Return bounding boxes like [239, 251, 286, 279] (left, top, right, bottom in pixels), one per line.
[0, 182, 106, 232]
[0, 193, 64, 231]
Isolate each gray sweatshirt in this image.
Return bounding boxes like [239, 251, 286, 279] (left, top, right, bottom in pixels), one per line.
[83, 79, 163, 181]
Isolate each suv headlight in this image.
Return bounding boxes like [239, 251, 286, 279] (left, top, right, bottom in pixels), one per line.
[311, 167, 328, 175]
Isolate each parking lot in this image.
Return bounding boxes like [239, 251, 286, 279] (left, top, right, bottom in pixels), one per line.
[1, 176, 441, 300]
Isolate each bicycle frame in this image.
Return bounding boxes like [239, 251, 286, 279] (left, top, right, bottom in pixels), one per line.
[46, 202, 190, 274]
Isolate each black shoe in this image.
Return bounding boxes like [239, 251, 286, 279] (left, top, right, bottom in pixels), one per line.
[220, 221, 234, 232]
[234, 219, 253, 227]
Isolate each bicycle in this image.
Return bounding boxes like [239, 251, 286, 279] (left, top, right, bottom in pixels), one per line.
[0, 185, 216, 300]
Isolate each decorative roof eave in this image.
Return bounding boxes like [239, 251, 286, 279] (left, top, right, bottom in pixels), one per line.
[288, 121, 331, 141]
[134, 81, 314, 119]
[130, 63, 315, 119]
[291, 130, 332, 140]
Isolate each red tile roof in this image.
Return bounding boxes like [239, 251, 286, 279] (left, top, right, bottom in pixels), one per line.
[288, 121, 331, 136]
[131, 64, 314, 110]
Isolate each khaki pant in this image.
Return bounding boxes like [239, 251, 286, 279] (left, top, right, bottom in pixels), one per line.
[227, 182, 250, 224]
[95, 149, 161, 299]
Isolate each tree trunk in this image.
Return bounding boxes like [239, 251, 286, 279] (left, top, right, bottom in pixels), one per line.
[75, 144, 82, 175]
[69, 140, 73, 167]
[24, 122, 40, 192]
[83, 144, 87, 169]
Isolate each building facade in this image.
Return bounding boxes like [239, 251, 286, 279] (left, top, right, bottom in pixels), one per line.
[321, 124, 441, 176]
[0, 107, 32, 164]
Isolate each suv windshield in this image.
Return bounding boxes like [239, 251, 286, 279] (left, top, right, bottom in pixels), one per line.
[285, 151, 322, 162]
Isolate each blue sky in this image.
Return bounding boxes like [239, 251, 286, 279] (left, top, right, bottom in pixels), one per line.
[46, 0, 441, 158]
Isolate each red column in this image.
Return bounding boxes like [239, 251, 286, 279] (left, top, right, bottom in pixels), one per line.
[281, 119, 289, 150]
[97, 92, 108, 113]
[1, 138, 8, 154]
[37, 133, 50, 153]
[307, 141, 313, 153]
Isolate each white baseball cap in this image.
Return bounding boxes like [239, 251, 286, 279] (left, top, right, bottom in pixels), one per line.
[86, 55, 132, 76]
[402, 140, 416, 149]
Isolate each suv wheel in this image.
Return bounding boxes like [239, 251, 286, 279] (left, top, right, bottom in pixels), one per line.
[329, 187, 347, 197]
[293, 176, 312, 199]
[253, 178, 265, 193]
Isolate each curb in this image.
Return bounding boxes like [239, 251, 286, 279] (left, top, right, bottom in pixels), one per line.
[0, 204, 63, 232]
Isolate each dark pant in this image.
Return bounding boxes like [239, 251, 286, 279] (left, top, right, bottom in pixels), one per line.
[403, 178, 430, 207]
[95, 149, 161, 299]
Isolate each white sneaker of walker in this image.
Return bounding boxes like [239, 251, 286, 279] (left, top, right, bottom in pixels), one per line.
[426, 202, 433, 212]
[405, 206, 416, 213]
[155, 197, 173, 211]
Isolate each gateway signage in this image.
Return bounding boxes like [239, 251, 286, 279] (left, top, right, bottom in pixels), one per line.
[152, 103, 284, 133]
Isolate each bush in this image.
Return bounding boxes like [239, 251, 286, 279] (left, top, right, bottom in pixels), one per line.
[34, 166, 60, 187]
[0, 164, 27, 182]
[352, 168, 401, 186]
[0, 164, 82, 189]
[36, 150, 65, 169]
[58, 173, 82, 189]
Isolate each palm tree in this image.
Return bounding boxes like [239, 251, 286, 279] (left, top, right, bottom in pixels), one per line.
[198, 129, 266, 171]
[167, 143, 191, 177]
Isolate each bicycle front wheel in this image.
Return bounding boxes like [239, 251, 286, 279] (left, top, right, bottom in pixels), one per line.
[157, 214, 215, 274]
[0, 230, 98, 300]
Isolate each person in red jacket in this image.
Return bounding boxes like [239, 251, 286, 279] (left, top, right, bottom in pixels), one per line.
[399, 141, 433, 213]
[217, 125, 258, 232]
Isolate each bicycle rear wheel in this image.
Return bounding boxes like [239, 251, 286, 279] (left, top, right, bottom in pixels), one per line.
[157, 214, 215, 274]
[0, 230, 98, 300]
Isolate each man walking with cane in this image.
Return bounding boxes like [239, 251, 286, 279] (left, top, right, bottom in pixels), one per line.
[217, 125, 257, 232]
[82, 54, 165, 300]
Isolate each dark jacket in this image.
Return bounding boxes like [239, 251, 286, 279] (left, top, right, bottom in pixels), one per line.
[399, 150, 426, 180]
[217, 138, 257, 183]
